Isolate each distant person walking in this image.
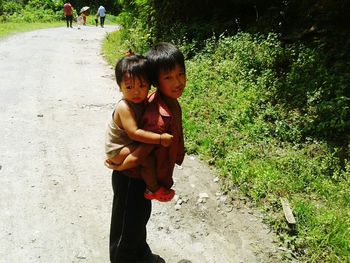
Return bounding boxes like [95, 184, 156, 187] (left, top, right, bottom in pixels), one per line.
[94, 14, 99, 26]
[96, 5, 106, 28]
[81, 11, 87, 25]
[77, 13, 83, 29]
[63, 2, 73, 28]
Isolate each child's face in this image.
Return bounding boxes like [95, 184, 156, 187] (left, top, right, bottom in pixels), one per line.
[157, 64, 186, 100]
[120, 74, 149, 104]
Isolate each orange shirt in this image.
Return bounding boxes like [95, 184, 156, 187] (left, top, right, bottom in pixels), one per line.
[122, 91, 185, 188]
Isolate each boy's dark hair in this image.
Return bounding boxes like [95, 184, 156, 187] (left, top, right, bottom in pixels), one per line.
[115, 54, 150, 87]
[146, 42, 185, 86]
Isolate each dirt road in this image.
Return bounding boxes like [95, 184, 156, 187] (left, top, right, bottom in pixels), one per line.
[0, 26, 287, 263]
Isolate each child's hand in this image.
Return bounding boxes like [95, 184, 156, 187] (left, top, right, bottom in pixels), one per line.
[160, 133, 173, 147]
[104, 160, 123, 171]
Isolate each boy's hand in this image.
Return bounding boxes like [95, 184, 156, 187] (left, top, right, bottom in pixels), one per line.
[160, 133, 173, 147]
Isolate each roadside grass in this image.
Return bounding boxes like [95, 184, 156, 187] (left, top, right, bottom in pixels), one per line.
[182, 33, 350, 262]
[0, 21, 62, 38]
[103, 29, 350, 262]
[102, 29, 126, 66]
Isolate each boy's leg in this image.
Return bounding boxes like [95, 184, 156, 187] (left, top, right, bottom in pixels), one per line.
[109, 171, 152, 263]
[140, 155, 159, 192]
[141, 154, 175, 202]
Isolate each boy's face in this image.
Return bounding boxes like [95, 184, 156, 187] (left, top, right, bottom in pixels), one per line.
[157, 64, 186, 100]
[120, 73, 149, 104]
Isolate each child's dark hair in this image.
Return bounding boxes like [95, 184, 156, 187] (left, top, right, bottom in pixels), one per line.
[146, 42, 185, 86]
[115, 54, 149, 87]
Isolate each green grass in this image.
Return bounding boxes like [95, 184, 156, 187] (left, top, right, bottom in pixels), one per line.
[102, 29, 126, 66]
[0, 21, 62, 38]
[180, 33, 350, 262]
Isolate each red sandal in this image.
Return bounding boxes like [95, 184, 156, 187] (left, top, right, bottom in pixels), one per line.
[144, 186, 175, 202]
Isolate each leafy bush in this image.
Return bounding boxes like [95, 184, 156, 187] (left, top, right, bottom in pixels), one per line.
[1, 0, 64, 23]
[3, 1, 23, 15]
[181, 33, 350, 261]
[27, 0, 57, 11]
[113, 0, 155, 53]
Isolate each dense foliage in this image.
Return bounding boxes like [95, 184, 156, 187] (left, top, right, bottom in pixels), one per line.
[108, 1, 350, 262]
[182, 34, 350, 261]
[0, 0, 62, 22]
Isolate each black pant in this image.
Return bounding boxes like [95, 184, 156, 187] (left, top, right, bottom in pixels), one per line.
[100, 16, 105, 27]
[109, 171, 152, 263]
[65, 15, 73, 27]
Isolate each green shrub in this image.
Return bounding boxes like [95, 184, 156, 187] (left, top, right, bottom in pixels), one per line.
[181, 32, 350, 261]
[27, 0, 56, 11]
[1, 0, 64, 23]
[3, 1, 23, 15]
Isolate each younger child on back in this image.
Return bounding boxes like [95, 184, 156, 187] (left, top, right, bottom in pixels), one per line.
[105, 54, 175, 202]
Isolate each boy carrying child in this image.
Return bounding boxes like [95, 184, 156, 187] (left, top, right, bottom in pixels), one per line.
[106, 42, 186, 263]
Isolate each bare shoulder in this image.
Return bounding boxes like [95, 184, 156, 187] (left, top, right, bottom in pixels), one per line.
[113, 100, 133, 124]
[115, 99, 131, 113]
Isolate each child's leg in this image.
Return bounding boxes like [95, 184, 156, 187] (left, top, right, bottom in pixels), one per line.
[109, 144, 175, 202]
[108, 144, 137, 165]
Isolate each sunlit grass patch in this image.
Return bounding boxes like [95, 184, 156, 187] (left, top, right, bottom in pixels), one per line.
[0, 22, 62, 38]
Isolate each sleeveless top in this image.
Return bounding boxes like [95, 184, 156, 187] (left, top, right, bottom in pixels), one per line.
[105, 99, 145, 159]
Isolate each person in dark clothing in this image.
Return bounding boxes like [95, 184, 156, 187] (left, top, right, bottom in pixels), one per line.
[63, 2, 73, 28]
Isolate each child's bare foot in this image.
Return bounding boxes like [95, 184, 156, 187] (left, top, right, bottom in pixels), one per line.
[144, 186, 175, 202]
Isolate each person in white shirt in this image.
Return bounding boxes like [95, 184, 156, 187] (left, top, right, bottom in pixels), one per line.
[96, 5, 106, 28]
